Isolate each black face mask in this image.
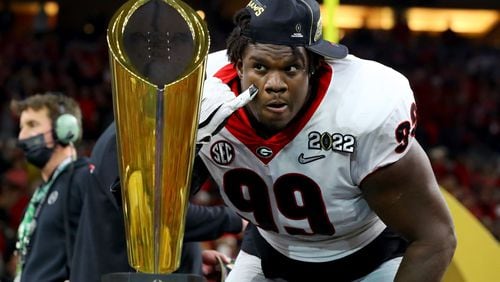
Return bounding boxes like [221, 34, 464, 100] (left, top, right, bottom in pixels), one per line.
[17, 133, 54, 169]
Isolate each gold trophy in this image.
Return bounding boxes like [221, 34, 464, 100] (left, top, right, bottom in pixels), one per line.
[103, 0, 209, 281]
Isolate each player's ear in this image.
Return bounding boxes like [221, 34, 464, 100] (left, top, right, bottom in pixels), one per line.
[236, 59, 243, 79]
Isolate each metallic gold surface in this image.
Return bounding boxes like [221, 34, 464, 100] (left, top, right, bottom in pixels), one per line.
[107, 0, 209, 274]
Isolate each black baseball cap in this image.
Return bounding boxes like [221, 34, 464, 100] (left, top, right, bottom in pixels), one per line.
[243, 0, 348, 59]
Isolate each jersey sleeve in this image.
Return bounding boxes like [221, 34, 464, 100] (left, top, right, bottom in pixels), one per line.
[350, 71, 417, 185]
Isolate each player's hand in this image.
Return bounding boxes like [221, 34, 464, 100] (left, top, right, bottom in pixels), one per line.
[201, 249, 233, 282]
[197, 77, 258, 144]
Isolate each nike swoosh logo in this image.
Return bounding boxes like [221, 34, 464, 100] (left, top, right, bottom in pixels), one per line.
[298, 153, 325, 164]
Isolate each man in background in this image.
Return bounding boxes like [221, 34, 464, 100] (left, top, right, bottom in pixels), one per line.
[11, 93, 93, 282]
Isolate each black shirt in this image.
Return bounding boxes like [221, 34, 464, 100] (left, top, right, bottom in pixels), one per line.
[21, 157, 93, 282]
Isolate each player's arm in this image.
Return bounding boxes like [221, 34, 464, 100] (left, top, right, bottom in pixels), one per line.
[184, 203, 244, 242]
[360, 141, 456, 281]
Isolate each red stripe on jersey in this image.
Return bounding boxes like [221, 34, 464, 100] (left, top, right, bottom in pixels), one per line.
[213, 63, 333, 164]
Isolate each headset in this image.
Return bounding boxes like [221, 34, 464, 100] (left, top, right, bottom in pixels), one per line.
[53, 95, 82, 267]
[54, 96, 81, 146]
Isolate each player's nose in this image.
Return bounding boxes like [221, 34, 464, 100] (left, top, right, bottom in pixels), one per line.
[264, 71, 287, 95]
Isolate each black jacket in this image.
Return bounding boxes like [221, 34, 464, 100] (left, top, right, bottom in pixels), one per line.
[70, 122, 242, 282]
[21, 157, 93, 282]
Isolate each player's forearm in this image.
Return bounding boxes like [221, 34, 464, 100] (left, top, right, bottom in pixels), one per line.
[395, 236, 456, 281]
[184, 204, 243, 241]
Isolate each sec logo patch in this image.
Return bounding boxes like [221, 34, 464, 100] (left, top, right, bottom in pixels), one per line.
[210, 140, 235, 165]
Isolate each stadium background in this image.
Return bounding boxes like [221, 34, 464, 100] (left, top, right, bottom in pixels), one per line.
[0, 0, 498, 281]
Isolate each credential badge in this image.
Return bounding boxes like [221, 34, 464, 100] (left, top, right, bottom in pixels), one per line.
[47, 191, 59, 205]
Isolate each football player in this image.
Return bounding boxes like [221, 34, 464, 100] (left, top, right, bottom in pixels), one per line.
[197, 0, 456, 281]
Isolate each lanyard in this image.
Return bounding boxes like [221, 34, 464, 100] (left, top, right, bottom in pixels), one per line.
[15, 158, 72, 276]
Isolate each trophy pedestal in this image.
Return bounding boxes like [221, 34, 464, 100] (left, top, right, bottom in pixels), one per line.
[101, 273, 204, 282]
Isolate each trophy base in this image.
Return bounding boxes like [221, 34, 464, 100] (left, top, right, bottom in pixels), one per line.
[101, 273, 204, 282]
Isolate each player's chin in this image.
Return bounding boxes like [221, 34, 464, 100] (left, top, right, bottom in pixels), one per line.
[261, 117, 290, 132]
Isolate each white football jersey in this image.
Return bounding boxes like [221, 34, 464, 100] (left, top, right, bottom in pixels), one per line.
[199, 52, 417, 262]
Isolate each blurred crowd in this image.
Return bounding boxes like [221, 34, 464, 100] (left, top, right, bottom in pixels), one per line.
[0, 11, 499, 280]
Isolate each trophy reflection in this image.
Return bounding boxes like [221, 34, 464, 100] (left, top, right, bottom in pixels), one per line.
[104, 0, 209, 281]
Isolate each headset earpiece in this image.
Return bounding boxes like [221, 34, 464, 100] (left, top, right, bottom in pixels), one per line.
[54, 113, 80, 145]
